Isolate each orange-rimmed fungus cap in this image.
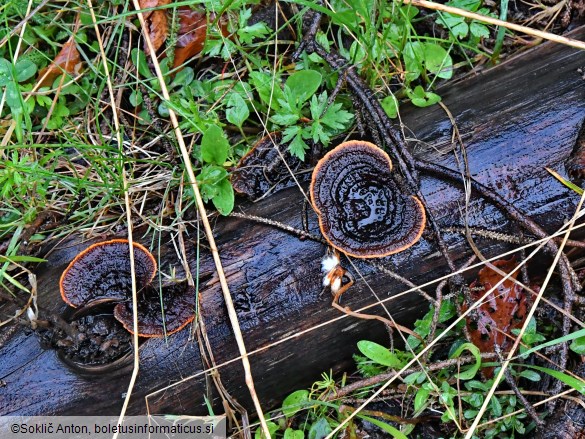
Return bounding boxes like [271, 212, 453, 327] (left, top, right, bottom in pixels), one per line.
[59, 239, 157, 307]
[113, 282, 196, 338]
[310, 140, 426, 258]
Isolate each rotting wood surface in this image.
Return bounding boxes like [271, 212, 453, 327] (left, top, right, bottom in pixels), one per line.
[2, 27, 585, 417]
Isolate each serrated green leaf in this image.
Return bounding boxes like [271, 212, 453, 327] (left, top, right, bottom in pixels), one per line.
[288, 134, 309, 160]
[282, 390, 309, 418]
[321, 102, 353, 130]
[226, 93, 249, 128]
[470, 22, 490, 39]
[249, 70, 283, 109]
[357, 340, 403, 368]
[201, 124, 229, 165]
[272, 111, 299, 126]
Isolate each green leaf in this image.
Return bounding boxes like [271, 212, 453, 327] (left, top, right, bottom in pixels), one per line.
[131, 48, 152, 78]
[272, 110, 299, 126]
[0, 58, 12, 86]
[357, 340, 403, 368]
[197, 165, 228, 202]
[320, 102, 353, 131]
[212, 178, 234, 216]
[226, 93, 250, 128]
[287, 133, 309, 161]
[5, 81, 22, 108]
[490, 396, 502, 417]
[404, 371, 426, 385]
[15, 59, 37, 83]
[381, 95, 398, 118]
[571, 336, 585, 354]
[201, 124, 229, 165]
[449, 342, 481, 380]
[470, 21, 490, 39]
[357, 414, 408, 439]
[518, 370, 541, 382]
[308, 418, 332, 439]
[407, 85, 441, 108]
[283, 428, 304, 439]
[403, 41, 424, 82]
[249, 70, 283, 110]
[437, 13, 468, 39]
[170, 67, 194, 88]
[285, 70, 322, 104]
[254, 421, 279, 439]
[517, 327, 585, 359]
[282, 390, 309, 419]
[414, 387, 430, 412]
[423, 43, 453, 80]
[519, 364, 585, 395]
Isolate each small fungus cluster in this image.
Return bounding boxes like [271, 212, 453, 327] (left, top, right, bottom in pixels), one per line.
[59, 239, 194, 338]
[310, 141, 426, 258]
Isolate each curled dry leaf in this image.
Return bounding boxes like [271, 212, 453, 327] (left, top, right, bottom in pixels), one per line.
[140, 0, 171, 55]
[174, 7, 228, 68]
[173, 6, 207, 68]
[463, 257, 529, 377]
[37, 36, 82, 88]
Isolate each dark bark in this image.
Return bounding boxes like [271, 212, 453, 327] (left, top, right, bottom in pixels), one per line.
[2, 27, 585, 418]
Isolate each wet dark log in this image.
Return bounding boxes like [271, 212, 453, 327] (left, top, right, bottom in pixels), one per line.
[2, 28, 585, 418]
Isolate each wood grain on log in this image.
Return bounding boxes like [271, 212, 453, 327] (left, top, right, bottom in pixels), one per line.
[1, 27, 585, 417]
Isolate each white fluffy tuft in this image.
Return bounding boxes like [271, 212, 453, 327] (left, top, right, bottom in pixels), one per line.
[321, 254, 339, 273]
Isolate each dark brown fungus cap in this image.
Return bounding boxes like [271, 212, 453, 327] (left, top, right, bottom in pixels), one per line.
[310, 141, 426, 258]
[59, 239, 157, 307]
[113, 282, 196, 338]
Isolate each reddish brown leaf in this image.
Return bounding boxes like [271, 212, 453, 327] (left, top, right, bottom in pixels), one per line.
[173, 6, 208, 68]
[140, 0, 170, 54]
[37, 37, 82, 88]
[463, 257, 528, 376]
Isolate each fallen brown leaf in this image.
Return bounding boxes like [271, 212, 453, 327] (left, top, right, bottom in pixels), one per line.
[463, 257, 528, 377]
[173, 6, 208, 68]
[37, 36, 82, 88]
[140, 0, 170, 54]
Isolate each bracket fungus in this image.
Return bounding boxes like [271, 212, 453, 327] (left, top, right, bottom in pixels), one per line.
[310, 141, 426, 258]
[59, 239, 195, 338]
[60, 239, 157, 307]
